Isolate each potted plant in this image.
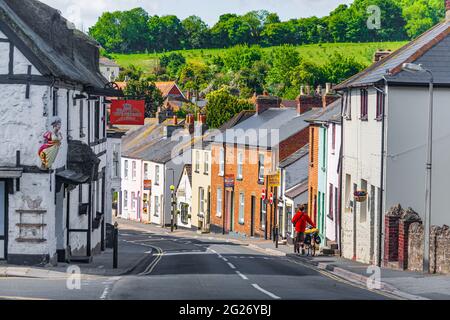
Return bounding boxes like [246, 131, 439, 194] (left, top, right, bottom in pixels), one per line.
[354, 190, 368, 202]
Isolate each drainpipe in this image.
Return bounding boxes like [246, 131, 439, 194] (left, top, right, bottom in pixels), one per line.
[377, 78, 388, 267]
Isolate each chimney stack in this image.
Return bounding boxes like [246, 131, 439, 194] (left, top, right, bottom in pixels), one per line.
[297, 88, 322, 115]
[373, 50, 392, 62]
[185, 114, 195, 134]
[173, 115, 178, 125]
[255, 95, 281, 115]
[447, 0, 450, 21]
[322, 83, 340, 109]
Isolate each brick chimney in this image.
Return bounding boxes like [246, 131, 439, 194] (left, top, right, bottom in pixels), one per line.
[185, 114, 195, 134]
[297, 91, 322, 115]
[322, 83, 340, 108]
[195, 113, 208, 136]
[173, 115, 178, 125]
[373, 50, 392, 63]
[255, 95, 281, 115]
[447, 0, 450, 21]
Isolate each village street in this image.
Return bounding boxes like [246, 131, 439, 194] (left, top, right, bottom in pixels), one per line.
[0, 221, 392, 301]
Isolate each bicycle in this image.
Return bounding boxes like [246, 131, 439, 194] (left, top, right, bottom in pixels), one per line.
[304, 227, 320, 256]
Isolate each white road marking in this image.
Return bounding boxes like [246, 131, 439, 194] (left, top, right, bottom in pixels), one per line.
[155, 252, 214, 257]
[252, 284, 281, 300]
[236, 271, 248, 280]
[221, 257, 228, 262]
[100, 287, 109, 300]
[227, 262, 236, 270]
[210, 249, 217, 254]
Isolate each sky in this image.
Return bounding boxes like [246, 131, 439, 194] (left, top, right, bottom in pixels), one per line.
[39, 0, 353, 31]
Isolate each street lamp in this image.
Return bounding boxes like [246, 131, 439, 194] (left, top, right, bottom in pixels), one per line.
[402, 62, 434, 273]
[168, 168, 176, 233]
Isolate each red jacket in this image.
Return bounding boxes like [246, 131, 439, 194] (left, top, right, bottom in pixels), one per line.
[292, 211, 316, 233]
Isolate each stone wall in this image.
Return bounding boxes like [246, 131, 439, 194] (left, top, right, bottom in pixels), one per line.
[385, 205, 450, 274]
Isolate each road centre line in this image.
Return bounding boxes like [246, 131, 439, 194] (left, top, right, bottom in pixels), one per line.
[235, 271, 248, 280]
[252, 284, 281, 300]
[227, 262, 236, 270]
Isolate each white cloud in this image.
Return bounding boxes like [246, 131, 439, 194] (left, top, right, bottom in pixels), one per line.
[39, 0, 353, 30]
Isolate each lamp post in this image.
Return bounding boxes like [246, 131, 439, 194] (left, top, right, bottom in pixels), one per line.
[168, 168, 176, 233]
[402, 63, 434, 273]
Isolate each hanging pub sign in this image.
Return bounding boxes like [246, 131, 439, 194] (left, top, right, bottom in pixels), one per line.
[110, 100, 145, 125]
[224, 175, 235, 188]
[268, 171, 281, 187]
[143, 180, 152, 191]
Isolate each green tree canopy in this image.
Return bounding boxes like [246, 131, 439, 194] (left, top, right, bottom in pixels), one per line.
[205, 88, 254, 128]
[124, 80, 164, 117]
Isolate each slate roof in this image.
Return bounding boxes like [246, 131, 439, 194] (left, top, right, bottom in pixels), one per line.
[285, 180, 309, 200]
[215, 107, 321, 148]
[0, 0, 108, 90]
[335, 21, 450, 89]
[279, 144, 309, 168]
[305, 98, 342, 124]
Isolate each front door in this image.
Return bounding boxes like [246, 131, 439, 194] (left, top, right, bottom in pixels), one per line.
[0, 181, 7, 260]
[225, 190, 234, 232]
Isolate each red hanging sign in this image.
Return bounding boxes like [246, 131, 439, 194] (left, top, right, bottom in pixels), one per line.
[110, 100, 145, 125]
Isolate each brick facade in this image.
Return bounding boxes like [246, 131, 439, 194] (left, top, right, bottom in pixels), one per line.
[308, 125, 319, 222]
[279, 127, 310, 161]
[383, 204, 403, 266]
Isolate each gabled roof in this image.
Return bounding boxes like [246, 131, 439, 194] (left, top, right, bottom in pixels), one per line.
[0, 0, 107, 90]
[335, 21, 450, 89]
[285, 180, 309, 200]
[279, 144, 309, 168]
[215, 106, 320, 148]
[305, 98, 342, 124]
[155, 81, 183, 98]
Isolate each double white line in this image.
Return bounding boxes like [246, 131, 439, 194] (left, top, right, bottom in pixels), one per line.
[138, 245, 164, 276]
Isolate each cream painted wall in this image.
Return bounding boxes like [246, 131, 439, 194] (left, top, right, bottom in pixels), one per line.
[191, 147, 212, 230]
[342, 88, 382, 264]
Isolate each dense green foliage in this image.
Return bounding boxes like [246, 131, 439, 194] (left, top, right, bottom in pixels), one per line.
[123, 80, 164, 117]
[89, 0, 445, 54]
[205, 88, 254, 128]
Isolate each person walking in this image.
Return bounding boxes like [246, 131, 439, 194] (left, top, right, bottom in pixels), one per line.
[292, 204, 316, 255]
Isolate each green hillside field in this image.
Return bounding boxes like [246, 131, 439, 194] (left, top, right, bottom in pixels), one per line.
[111, 41, 408, 74]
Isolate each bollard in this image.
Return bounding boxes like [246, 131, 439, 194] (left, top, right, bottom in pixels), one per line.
[113, 222, 118, 269]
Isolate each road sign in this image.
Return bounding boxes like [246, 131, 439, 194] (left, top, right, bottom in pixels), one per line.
[261, 189, 266, 200]
[269, 193, 274, 205]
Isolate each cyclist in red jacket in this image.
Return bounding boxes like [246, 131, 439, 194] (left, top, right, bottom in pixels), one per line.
[292, 204, 316, 254]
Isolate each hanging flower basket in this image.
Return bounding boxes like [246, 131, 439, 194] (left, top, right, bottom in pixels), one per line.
[354, 190, 367, 202]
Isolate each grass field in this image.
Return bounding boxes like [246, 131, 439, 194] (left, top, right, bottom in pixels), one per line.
[111, 41, 408, 74]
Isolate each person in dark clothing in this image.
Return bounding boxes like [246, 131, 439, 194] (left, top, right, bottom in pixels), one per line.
[292, 204, 316, 254]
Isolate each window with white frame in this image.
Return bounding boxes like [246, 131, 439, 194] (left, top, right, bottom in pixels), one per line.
[144, 163, 149, 180]
[199, 187, 205, 213]
[131, 192, 136, 210]
[258, 154, 265, 182]
[155, 165, 160, 185]
[154, 196, 159, 216]
[132, 161, 137, 180]
[195, 150, 201, 172]
[216, 188, 222, 217]
[124, 190, 128, 209]
[237, 150, 244, 180]
[204, 152, 209, 175]
[238, 192, 245, 225]
[124, 160, 129, 179]
[219, 148, 225, 176]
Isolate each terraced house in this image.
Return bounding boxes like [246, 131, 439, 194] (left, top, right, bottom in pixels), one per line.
[210, 94, 325, 239]
[0, 0, 121, 265]
[335, 0, 450, 265]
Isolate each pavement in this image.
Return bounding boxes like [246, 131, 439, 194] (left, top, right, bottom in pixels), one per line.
[0, 217, 448, 300]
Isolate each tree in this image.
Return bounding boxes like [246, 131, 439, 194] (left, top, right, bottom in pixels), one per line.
[124, 80, 164, 117]
[117, 64, 144, 81]
[182, 15, 211, 49]
[265, 45, 301, 96]
[397, 0, 444, 38]
[222, 45, 263, 72]
[159, 52, 186, 79]
[321, 53, 365, 84]
[179, 63, 211, 99]
[89, 8, 150, 53]
[205, 88, 254, 128]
